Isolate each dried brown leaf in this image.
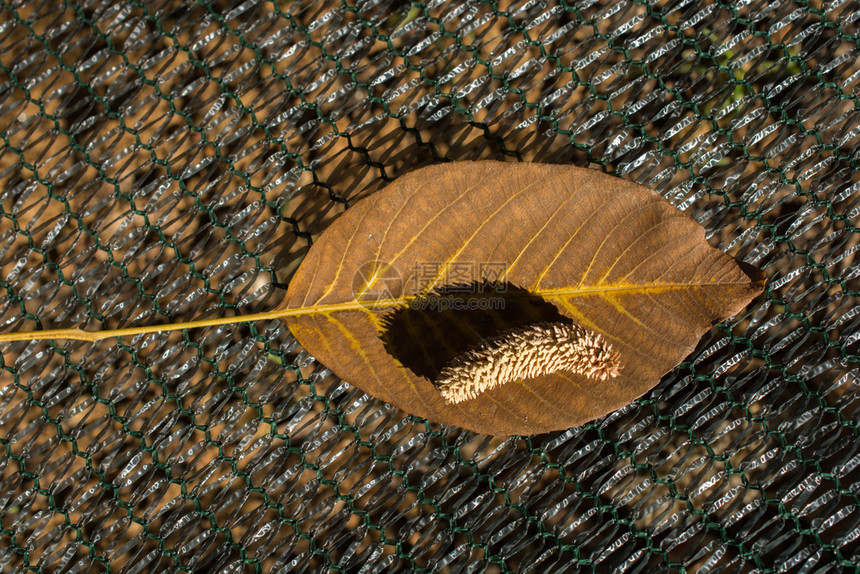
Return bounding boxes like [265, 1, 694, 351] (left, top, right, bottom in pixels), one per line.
[280, 162, 764, 435]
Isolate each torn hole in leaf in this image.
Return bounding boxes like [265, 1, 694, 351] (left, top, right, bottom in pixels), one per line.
[379, 281, 574, 381]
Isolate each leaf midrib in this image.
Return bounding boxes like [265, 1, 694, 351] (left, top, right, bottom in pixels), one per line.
[290, 280, 751, 317]
[0, 279, 752, 344]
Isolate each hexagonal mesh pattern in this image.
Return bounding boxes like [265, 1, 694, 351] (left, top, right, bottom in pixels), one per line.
[0, 0, 858, 571]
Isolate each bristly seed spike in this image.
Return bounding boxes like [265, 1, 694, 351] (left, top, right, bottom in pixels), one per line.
[435, 321, 621, 404]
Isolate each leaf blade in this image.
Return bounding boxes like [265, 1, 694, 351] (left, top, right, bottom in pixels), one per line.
[282, 161, 765, 435]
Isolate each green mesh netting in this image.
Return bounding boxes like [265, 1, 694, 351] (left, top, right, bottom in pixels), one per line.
[0, 0, 858, 571]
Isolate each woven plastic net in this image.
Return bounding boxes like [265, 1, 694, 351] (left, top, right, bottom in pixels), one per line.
[0, 0, 858, 571]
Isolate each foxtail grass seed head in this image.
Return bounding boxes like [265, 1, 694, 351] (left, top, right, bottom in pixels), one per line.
[435, 321, 621, 404]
